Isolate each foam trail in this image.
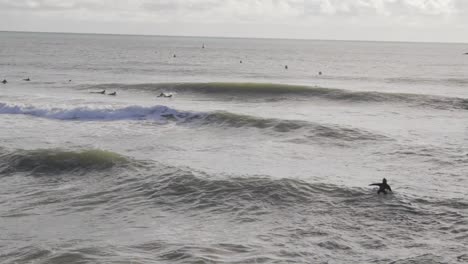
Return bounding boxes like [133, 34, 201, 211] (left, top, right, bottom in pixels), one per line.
[0, 102, 387, 143]
[0, 103, 196, 121]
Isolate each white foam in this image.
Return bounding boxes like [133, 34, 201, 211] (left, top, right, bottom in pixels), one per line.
[0, 102, 197, 121]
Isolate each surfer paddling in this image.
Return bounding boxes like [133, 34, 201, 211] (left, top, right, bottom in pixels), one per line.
[369, 178, 392, 194]
[91, 90, 106, 94]
[157, 92, 172, 98]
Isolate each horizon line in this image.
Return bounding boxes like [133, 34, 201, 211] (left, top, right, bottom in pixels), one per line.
[1, 30, 467, 45]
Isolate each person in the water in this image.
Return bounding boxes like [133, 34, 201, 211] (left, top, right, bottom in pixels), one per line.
[2, 79, 7, 84]
[369, 178, 392, 194]
[108, 91, 117, 96]
[23, 77, 30, 81]
[90, 90, 105, 94]
[157, 92, 172, 98]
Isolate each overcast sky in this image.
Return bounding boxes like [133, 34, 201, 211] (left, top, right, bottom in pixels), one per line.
[1, 0, 467, 43]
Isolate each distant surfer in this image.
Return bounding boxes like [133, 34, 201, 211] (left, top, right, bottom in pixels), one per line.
[285, 65, 288, 70]
[318, 71, 322, 75]
[157, 92, 172, 98]
[91, 90, 106, 94]
[369, 178, 392, 194]
[2, 79, 7, 84]
[173, 54, 177, 58]
[108, 91, 117, 96]
[202, 44, 205, 49]
[240, 60, 243, 64]
[23, 77, 30, 81]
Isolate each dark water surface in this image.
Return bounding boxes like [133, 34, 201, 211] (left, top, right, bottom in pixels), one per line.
[0, 32, 467, 263]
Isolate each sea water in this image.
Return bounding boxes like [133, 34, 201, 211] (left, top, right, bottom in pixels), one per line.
[0, 32, 467, 263]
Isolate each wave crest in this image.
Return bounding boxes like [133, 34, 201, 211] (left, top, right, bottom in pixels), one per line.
[135, 172, 371, 211]
[0, 149, 130, 175]
[0, 103, 194, 121]
[0, 102, 385, 143]
[90, 82, 468, 110]
[197, 111, 386, 142]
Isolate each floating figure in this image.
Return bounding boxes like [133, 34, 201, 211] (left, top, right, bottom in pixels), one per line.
[369, 178, 392, 194]
[23, 77, 30, 81]
[240, 60, 243, 64]
[157, 92, 173, 98]
[91, 90, 106, 94]
[108, 92, 117, 96]
[173, 54, 177, 58]
[285, 65, 288, 70]
[2, 79, 7, 84]
[202, 44, 205, 49]
[69, 80, 72, 82]
[318, 71, 322, 75]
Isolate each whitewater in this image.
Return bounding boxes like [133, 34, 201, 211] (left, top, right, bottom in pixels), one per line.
[0, 32, 467, 264]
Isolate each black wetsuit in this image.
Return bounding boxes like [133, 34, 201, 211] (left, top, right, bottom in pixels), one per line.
[370, 178, 392, 194]
[158, 93, 172, 98]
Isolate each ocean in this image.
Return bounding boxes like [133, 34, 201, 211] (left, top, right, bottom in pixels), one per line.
[0, 31, 467, 263]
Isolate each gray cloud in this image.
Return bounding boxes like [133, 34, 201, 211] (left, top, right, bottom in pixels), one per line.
[0, 0, 466, 42]
[142, 0, 224, 12]
[0, 0, 462, 17]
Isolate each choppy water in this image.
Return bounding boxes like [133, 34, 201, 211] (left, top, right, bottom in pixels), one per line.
[0, 32, 467, 263]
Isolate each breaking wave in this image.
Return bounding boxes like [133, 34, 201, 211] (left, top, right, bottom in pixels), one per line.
[0, 103, 194, 121]
[0, 102, 386, 142]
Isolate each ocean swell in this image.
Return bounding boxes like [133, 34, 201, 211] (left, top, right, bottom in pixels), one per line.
[196, 111, 386, 142]
[0, 148, 130, 175]
[122, 171, 373, 212]
[0, 102, 385, 142]
[89, 82, 468, 110]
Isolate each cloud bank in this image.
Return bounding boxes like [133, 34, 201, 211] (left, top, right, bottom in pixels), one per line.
[1, 0, 467, 42]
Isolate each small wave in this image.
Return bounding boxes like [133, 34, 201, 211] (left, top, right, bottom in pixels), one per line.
[197, 111, 386, 142]
[0, 102, 385, 142]
[389, 254, 447, 264]
[0, 102, 194, 121]
[123, 170, 456, 223]
[135, 172, 371, 211]
[0, 148, 130, 175]
[89, 82, 468, 110]
[387, 77, 468, 86]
